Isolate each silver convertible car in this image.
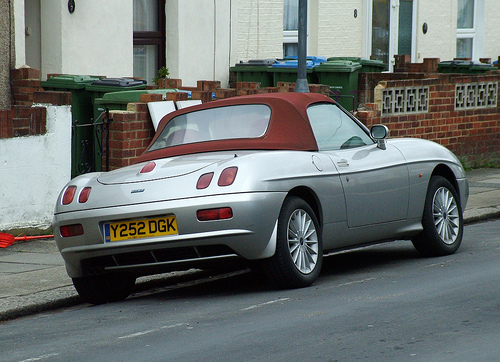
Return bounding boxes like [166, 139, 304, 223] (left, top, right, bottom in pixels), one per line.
[53, 92, 468, 304]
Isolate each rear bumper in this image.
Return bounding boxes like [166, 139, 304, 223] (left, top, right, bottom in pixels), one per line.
[53, 192, 285, 278]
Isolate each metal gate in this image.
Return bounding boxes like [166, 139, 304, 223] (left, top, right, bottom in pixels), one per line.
[71, 109, 113, 178]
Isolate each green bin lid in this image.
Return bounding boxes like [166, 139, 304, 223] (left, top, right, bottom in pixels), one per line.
[100, 90, 148, 102]
[327, 57, 386, 68]
[86, 78, 147, 92]
[327, 57, 362, 62]
[41, 74, 102, 89]
[359, 59, 386, 68]
[235, 59, 277, 67]
[438, 60, 494, 70]
[314, 60, 362, 72]
[100, 89, 180, 102]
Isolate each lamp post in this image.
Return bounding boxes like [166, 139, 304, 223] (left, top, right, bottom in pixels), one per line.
[295, 0, 309, 93]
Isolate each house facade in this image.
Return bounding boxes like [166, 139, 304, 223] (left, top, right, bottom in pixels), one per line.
[10, 0, 500, 88]
[1, 0, 499, 231]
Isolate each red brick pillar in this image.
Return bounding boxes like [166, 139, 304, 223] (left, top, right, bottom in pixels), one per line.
[107, 104, 155, 170]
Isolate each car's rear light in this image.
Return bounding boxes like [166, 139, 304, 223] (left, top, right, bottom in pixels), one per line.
[140, 161, 156, 173]
[218, 167, 238, 186]
[60, 224, 84, 237]
[197, 207, 233, 221]
[197, 172, 214, 189]
[62, 186, 77, 205]
[78, 187, 92, 203]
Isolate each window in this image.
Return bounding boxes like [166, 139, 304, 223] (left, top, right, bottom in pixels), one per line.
[283, 0, 299, 57]
[456, 0, 484, 59]
[307, 104, 373, 151]
[398, 0, 413, 56]
[457, 0, 474, 58]
[149, 105, 271, 151]
[133, 0, 166, 84]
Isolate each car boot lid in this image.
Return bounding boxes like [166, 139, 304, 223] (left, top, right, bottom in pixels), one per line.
[97, 153, 235, 185]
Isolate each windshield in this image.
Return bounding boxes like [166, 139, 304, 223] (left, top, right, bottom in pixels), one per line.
[149, 104, 271, 151]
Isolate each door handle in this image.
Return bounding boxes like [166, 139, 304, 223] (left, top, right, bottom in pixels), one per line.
[337, 159, 349, 167]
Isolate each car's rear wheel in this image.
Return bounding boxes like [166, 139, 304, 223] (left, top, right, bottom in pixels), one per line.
[412, 175, 463, 256]
[72, 273, 136, 305]
[263, 196, 323, 288]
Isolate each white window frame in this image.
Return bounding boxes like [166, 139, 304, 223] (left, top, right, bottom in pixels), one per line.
[456, 0, 484, 60]
[283, 0, 309, 57]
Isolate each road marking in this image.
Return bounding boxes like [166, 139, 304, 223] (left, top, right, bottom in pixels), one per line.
[241, 298, 290, 311]
[118, 323, 184, 339]
[19, 353, 59, 362]
[336, 277, 376, 287]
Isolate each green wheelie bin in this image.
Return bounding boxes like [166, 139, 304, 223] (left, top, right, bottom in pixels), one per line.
[314, 60, 362, 111]
[41, 75, 102, 177]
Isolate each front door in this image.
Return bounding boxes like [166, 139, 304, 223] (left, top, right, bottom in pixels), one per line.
[369, 0, 415, 71]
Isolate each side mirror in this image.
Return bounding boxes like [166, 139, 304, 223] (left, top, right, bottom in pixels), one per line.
[370, 125, 389, 150]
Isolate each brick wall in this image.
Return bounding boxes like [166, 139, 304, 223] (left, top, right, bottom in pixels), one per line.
[108, 71, 500, 170]
[105, 79, 330, 170]
[0, 68, 57, 139]
[355, 71, 500, 168]
[106, 103, 156, 170]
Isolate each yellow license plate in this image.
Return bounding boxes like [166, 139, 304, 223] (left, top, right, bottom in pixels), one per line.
[104, 216, 178, 242]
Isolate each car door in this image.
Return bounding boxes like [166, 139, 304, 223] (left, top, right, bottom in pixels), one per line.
[307, 103, 409, 228]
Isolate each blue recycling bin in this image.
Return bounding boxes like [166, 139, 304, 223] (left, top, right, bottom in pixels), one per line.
[268, 56, 326, 86]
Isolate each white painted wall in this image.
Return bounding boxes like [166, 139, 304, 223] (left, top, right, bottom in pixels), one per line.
[483, 0, 500, 61]
[414, 0, 457, 62]
[12, 0, 500, 86]
[40, 0, 133, 80]
[166, 0, 233, 87]
[235, 0, 283, 62]
[0, 105, 71, 230]
[315, 0, 364, 58]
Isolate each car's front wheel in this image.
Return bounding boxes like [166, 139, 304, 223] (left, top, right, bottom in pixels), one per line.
[72, 273, 136, 305]
[263, 196, 323, 288]
[412, 175, 463, 256]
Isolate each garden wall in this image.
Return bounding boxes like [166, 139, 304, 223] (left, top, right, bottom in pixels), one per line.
[356, 67, 500, 168]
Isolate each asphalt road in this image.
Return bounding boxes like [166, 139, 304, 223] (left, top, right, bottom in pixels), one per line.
[1, 219, 499, 361]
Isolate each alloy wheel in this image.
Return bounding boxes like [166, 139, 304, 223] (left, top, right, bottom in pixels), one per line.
[432, 186, 460, 245]
[287, 209, 319, 274]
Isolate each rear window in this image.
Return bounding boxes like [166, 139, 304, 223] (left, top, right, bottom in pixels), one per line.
[149, 104, 271, 151]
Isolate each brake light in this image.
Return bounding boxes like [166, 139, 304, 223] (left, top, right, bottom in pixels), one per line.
[60, 224, 84, 237]
[218, 167, 238, 186]
[197, 207, 233, 221]
[140, 161, 156, 173]
[62, 186, 77, 205]
[78, 187, 92, 203]
[197, 172, 214, 189]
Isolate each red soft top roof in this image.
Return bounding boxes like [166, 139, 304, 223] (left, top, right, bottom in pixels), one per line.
[135, 92, 334, 164]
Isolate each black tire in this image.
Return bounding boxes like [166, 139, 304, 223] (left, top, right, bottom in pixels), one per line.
[412, 175, 463, 256]
[72, 273, 136, 305]
[263, 196, 323, 288]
